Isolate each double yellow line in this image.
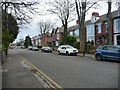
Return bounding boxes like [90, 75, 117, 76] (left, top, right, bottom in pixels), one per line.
[19, 54, 63, 90]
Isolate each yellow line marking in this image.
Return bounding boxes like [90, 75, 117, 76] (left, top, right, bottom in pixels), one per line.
[36, 71, 55, 89]
[19, 54, 63, 89]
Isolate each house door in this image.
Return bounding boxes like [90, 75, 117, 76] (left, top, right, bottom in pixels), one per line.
[117, 35, 120, 45]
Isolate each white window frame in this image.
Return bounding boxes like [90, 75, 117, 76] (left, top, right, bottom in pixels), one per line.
[114, 19, 120, 33]
[74, 29, 79, 36]
[70, 31, 73, 36]
[86, 25, 95, 42]
[105, 22, 107, 33]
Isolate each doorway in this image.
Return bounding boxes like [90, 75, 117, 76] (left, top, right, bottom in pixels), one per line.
[117, 35, 120, 45]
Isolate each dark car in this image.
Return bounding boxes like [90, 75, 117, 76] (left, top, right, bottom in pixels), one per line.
[21, 46, 25, 49]
[95, 45, 120, 61]
[41, 46, 52, 52]
[28, 46, 32, 50]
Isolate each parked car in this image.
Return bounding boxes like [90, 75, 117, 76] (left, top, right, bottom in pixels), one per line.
[28, 46, 32, 50]
[95, 45, 120, 61]
[9, 46, 14, 49]
[21, 46, 25, 49]
[32, 46, 39, 51]
[41, 46, 52, 52]
[57, 45, 78, 55]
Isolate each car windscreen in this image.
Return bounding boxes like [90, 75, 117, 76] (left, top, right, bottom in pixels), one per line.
[66, 46, 74, 49]
[97, 46, 104, 50]
[45, 47, 51, 49]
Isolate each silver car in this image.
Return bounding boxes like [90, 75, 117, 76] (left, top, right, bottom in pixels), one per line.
[32, 46, 39, 51]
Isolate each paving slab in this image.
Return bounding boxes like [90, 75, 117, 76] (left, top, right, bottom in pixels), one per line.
[2, 50, 45, 88]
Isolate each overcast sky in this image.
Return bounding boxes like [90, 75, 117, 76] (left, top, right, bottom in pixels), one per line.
[14, 0, 118, 43]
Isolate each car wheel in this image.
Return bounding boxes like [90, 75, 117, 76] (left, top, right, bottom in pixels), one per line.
[96, 54, 102, 61]
[74, 53, 77, 56]
[66, 51, 69, 56]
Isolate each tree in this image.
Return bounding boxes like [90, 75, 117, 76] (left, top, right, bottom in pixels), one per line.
[48, 0, 75, 44]
[106, 0, 112, 45]
[2, 11, 19, 55]
[24, 36, 32, 48]
[2, 29, 13, 55]
[38, 20, 53, 46]
[106, 0, 120, 45]
[66, 35, 77, 47]
[2, 10, 19, 39]
[75, 0, 97, 56]
[0, 0, 41, 24]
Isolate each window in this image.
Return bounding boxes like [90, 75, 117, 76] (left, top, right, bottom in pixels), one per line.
[103, 46, 109, 50]
[70, 31, 73, 35]
[116, 20, 120, 30]
[86, 25, 95, 42]
[105, 22, 107, 33]
[86, 25, 94, 35]
[86, 26, 91, 35]
[61, 47, 66, 49]
[114, 19, 120, 33]
[74, 29, 79, 36]
[97, 23, 101, 33]
[111, 46, 119, 51]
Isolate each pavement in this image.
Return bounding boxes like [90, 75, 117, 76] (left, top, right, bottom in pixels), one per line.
[1, 49, 95, 89]
[53, 51, 95, 58]
[2, 50, 45, 88]
[77, 53, 95, 58]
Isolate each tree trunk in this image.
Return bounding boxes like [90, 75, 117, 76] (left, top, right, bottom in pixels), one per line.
[79, 2, 86, 56]
[63, 19, 68, 45]
[107, 1, 112, 45]
[5, 48, 8, 56]
[0, 50, 3, 66]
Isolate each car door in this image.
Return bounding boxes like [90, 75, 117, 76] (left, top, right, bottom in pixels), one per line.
[108, 46, 120, 60]
[102, 46, 120, 60]
[101, 46, 110, 59]
[60, 47, 66, 54]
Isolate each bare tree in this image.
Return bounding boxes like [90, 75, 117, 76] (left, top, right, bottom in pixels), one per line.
[38, 20, 53, 46]
[106, 0, 112, 45]
[115, 0, 120, 6]
[47, 0, 75, 44]
[0, 0, 42, 24]
[75, 0, 97, 56]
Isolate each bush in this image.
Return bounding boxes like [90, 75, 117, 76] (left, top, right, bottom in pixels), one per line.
[85, 41, 96, 54]
[66, 35, 77, 47]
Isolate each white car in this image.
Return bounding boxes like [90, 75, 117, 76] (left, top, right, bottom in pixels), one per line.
[57, 45, 78, 55]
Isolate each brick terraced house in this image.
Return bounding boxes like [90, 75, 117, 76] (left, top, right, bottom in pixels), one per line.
[68, 9, 120, 46]
[40, 8, 120, 47]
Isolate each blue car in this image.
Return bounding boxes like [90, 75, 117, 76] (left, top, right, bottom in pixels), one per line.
[95, 45, 120, 61]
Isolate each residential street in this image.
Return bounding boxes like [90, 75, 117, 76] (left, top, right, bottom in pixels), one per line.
[13, 49, 118, 88]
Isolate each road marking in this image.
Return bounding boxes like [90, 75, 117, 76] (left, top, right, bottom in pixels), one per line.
[33, 73, 50, 88]
[18, 54, 63, 90]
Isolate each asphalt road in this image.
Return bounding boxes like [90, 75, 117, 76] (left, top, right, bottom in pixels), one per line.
[14, 49, 118, 88]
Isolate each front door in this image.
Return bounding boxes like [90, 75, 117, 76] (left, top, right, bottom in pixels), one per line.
[117, 35, 120, 45]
